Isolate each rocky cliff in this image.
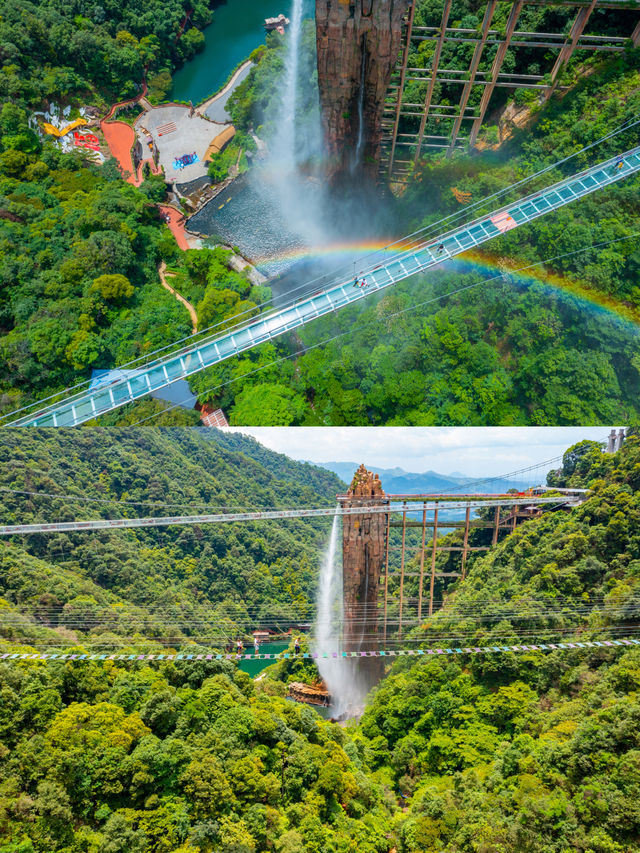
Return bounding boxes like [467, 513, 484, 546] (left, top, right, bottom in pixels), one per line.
[315, 0, 410, 181]
[339, 464, 388, 689]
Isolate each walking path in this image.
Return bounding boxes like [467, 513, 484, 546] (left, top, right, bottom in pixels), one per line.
[100, 81, 149, 185]
[101, 120, 137, 183]
[159, 261, 198, 334]
[158, 205, 196, 250]
[199, 60, 253, 123]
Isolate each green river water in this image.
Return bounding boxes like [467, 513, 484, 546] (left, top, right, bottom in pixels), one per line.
[171, 0, 284, 105]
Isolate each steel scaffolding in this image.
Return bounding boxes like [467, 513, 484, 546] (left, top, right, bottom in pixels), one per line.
[383, 0, 640, 179]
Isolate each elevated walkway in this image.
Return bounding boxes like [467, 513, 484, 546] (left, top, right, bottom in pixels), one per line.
[11, 146, 640, 426]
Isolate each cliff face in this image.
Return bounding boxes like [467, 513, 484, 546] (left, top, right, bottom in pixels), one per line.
[315, 0, 410, 181]
[340, 465, 388, 688]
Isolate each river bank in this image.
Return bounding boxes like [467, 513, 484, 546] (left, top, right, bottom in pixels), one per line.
[170, 0, 283, 105]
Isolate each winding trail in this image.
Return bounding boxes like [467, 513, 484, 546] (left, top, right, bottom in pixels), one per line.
[159, 261, 198, 334]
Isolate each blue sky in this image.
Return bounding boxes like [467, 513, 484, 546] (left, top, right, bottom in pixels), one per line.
[227, 427, 620, 478]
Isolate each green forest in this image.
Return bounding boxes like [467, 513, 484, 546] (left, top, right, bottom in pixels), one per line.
[1, 0, 640, 426]
[0, 0, 269, 423]
[0, 429, 343, 645]
[1, 431, 640, 851]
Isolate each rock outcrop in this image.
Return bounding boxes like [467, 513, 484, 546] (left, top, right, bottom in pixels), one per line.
[315, 0, 410, 181]
[339, 465, 388, 688]
[288, 681, 331, 705]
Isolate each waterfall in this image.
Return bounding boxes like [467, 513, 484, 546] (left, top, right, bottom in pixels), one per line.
[314, 510, 368, 717]
[275, 0, 304, 169]
[314, 510, 343, 705]
[352, 47, 366, 172]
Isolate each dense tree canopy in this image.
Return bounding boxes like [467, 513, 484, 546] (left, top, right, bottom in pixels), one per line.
[1, 433, 640, 851]
[0, 0, 211, 107]
[0, 429, 344, 646]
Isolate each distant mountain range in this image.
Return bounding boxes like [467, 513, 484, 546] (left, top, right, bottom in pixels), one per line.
[311, 462, 532, 495]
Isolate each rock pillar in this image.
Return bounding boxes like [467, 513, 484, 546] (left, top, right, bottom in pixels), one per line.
[339, 464, 388, 690]
[315, 0, 410, 181]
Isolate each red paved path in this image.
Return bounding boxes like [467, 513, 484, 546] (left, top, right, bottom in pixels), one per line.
[101, 120, 137, 183]
[159, 205, 191, 250]
[101, 81, 150, 185]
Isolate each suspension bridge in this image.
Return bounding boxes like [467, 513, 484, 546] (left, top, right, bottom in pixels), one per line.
[0, 493, 578, 536]
[1, 461, 635, 677]
[8, 146, 640, 427]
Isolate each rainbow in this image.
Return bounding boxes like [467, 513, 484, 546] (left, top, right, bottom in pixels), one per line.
[253, 240, 640, 330]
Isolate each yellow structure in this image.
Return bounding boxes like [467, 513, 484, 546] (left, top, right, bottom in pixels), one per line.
[205, 125, 236, 160]
[452, 187, 472, 204]
[42, 118, 88, 137]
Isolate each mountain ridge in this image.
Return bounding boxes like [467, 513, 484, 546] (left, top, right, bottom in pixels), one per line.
[311, 460, 528, 494]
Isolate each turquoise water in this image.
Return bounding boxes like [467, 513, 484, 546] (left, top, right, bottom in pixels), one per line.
[238, 640, 288, 677]
[171, 0, 284, 105]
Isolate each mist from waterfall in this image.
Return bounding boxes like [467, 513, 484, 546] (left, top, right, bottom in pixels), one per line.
[251, 0, 327, 261]
[272, 0, 303, 170]
[314, 511, 343, 705]
[222, 0, 391, 282]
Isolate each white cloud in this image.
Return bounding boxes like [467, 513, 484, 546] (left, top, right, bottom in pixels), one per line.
[224, 427, 619, 478]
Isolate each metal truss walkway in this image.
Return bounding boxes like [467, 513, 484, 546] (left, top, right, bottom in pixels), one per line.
[0, 495, 574, 536]
[11, 146, 640, 426]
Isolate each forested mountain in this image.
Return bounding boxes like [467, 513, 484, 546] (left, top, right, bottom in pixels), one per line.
[0, 428, 344, 648]
[358, 434, 640, 851]
[0, 0, 268, 425]
[1, 435, 639, 851]
[314, 462, 523, 495]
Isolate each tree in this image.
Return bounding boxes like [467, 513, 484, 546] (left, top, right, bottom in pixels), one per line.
[91, 274, 134, 301]
[230, 384, 307, 426]
[181, 755, 234, 820]
[0, 150, 27, 177]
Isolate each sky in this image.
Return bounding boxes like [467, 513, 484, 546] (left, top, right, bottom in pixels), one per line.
[226, 427, 622, 478]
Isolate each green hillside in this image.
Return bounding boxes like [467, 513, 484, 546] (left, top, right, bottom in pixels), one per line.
[355, 434, 640, 851]
[1, 435, 640, 850]
[198, 46, 640, 425]
[0, 428, 344, 649]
